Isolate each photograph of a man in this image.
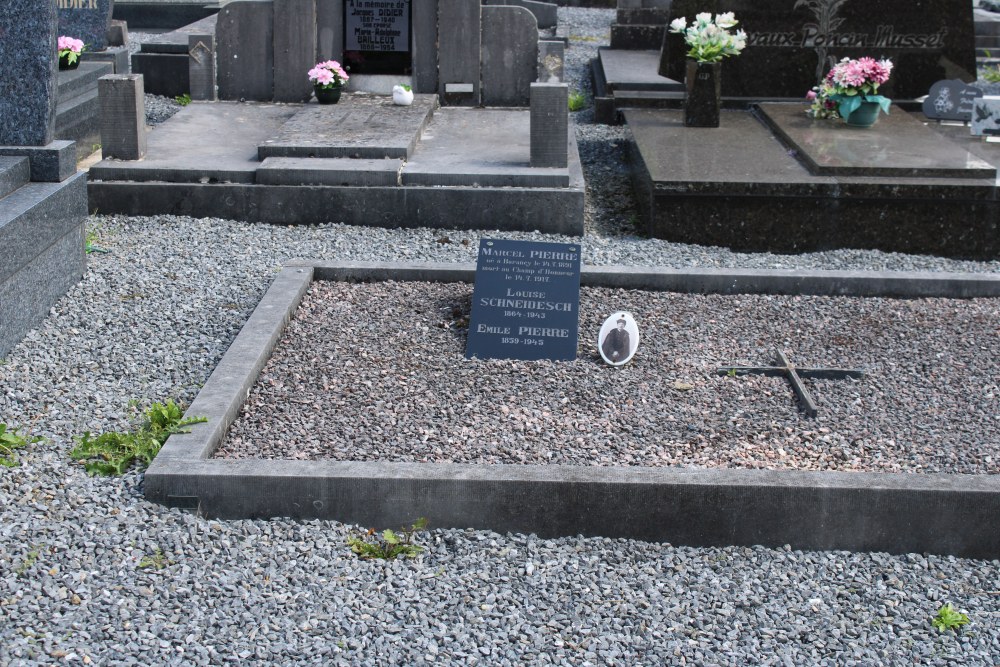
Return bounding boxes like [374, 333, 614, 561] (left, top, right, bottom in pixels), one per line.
[598, 312, 639, 366]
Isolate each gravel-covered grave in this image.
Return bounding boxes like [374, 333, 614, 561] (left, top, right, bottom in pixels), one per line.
[218, 281, 1000, 475]
[3, 8, 1000, 666]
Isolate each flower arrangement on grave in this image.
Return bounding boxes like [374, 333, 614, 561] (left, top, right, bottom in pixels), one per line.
[668, 13, 746, 128]
[308, 60, 350, 105]
[308, 60, 350, 89]
[806, 57, 893, 125]
[668, 12, 747, 64]
[57, 35, 85, 70]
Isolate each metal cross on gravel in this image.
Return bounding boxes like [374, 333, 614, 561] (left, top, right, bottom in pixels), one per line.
[718, 349, 865, 418]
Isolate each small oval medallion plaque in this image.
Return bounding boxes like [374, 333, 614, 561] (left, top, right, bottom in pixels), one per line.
[598, 312, 639, 366]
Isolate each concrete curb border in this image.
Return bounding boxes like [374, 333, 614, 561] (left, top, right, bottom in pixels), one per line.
[145, 262, 1000, 558]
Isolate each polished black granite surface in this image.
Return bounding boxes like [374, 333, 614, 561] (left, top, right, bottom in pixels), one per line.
[624, 107, 999, 259]
[660, 0, 976, 100]
[757, 103, 996, 179]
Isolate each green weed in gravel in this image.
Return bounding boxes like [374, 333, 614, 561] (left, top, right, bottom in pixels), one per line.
[71, 400, 206, 475]
[348, 518, 428, 560]
[932, 603, 970, 632]
[138, 547, 171, 570]
[0, 422, 43, 468]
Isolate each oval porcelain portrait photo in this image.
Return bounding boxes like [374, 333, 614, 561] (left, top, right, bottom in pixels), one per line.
[597, 311, 639, 366]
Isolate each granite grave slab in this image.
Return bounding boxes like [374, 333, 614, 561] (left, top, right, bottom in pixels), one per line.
[89, 103, 298, 183]
[257, 93, 437, 160]
[217, 0, 274, 101]
[624, 106, 999, 259]
[402, 109, 570, 187]
[757, 103, 996, 179]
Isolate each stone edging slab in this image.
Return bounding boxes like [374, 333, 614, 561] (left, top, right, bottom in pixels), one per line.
[144, 262, 1000, 557]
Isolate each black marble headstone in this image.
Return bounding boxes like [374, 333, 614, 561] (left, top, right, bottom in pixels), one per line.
[0, 0, 58, 146]
[343, 0, 412, 75]
[922, 79, 983, 121]
[57, 0, 114, 51]
[466, 239, 581, 362]
[659, 0, 976, 100]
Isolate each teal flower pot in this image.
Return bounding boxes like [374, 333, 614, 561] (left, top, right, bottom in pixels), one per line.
[845, 101, 881, 128]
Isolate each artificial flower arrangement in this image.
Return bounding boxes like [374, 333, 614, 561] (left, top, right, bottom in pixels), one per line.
[307, 60, 350, 89]
[807, 57, 893, 120]
[57, 35, 85, 68]
[669, 12, 747, 63]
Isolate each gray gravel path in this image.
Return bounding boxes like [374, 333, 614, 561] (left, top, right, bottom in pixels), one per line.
[2, 9, 1000, 666]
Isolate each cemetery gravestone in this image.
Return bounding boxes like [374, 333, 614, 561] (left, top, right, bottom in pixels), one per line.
[344, 0, 412, 74]
[923, 80, 983, 122]
[971, 96, 1000, 137]
[0, 0, 88, 359]
[466, 239, 581, 361]
[2, 1, 59, 147]
[57, 0, 115, 51]
[658, 0, 976, 100]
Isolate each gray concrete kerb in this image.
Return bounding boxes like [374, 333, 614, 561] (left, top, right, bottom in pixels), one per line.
[144, 261, 1000, 558]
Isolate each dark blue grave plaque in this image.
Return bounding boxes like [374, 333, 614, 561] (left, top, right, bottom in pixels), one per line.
[466, 239, 581, 361]
[922, 79, 983, 121]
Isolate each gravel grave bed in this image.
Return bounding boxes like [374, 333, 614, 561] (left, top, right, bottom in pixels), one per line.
[216, 281, 1000, 475]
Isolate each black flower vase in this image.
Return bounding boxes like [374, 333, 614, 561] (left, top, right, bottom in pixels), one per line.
[314, 85, 343, 105]
[58, 53, 80, 71]
[684, 59, 721, 128]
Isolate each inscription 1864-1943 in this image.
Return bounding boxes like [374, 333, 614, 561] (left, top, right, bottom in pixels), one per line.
[466, 239, 581, 362]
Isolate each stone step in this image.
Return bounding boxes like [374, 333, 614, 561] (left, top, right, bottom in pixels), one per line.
[258, 94, 437, 161]
[0, 157, 30, 201]
[256, 157, 403, 186]
[57, 61, 114, 102]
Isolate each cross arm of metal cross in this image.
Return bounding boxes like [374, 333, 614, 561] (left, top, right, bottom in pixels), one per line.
[717, 349, 865, 418]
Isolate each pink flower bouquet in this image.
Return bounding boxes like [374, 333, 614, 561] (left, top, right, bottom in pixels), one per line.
[57, 35, 85, 66]
[308, 60, 350, 89]
[807, 57, 893, 120]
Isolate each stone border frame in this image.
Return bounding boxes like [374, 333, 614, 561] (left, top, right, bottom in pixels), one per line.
[145, 262, 1000, 558]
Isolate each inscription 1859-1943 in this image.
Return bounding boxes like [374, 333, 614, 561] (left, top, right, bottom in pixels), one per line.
[466, 239, 581, 362]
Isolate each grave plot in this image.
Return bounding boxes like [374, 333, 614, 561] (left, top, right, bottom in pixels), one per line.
[626, 106, 1000, 260]
[216, 282, 1000, 475]
[87, 95, 584, 231]
[145, 262, 1000, 559]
